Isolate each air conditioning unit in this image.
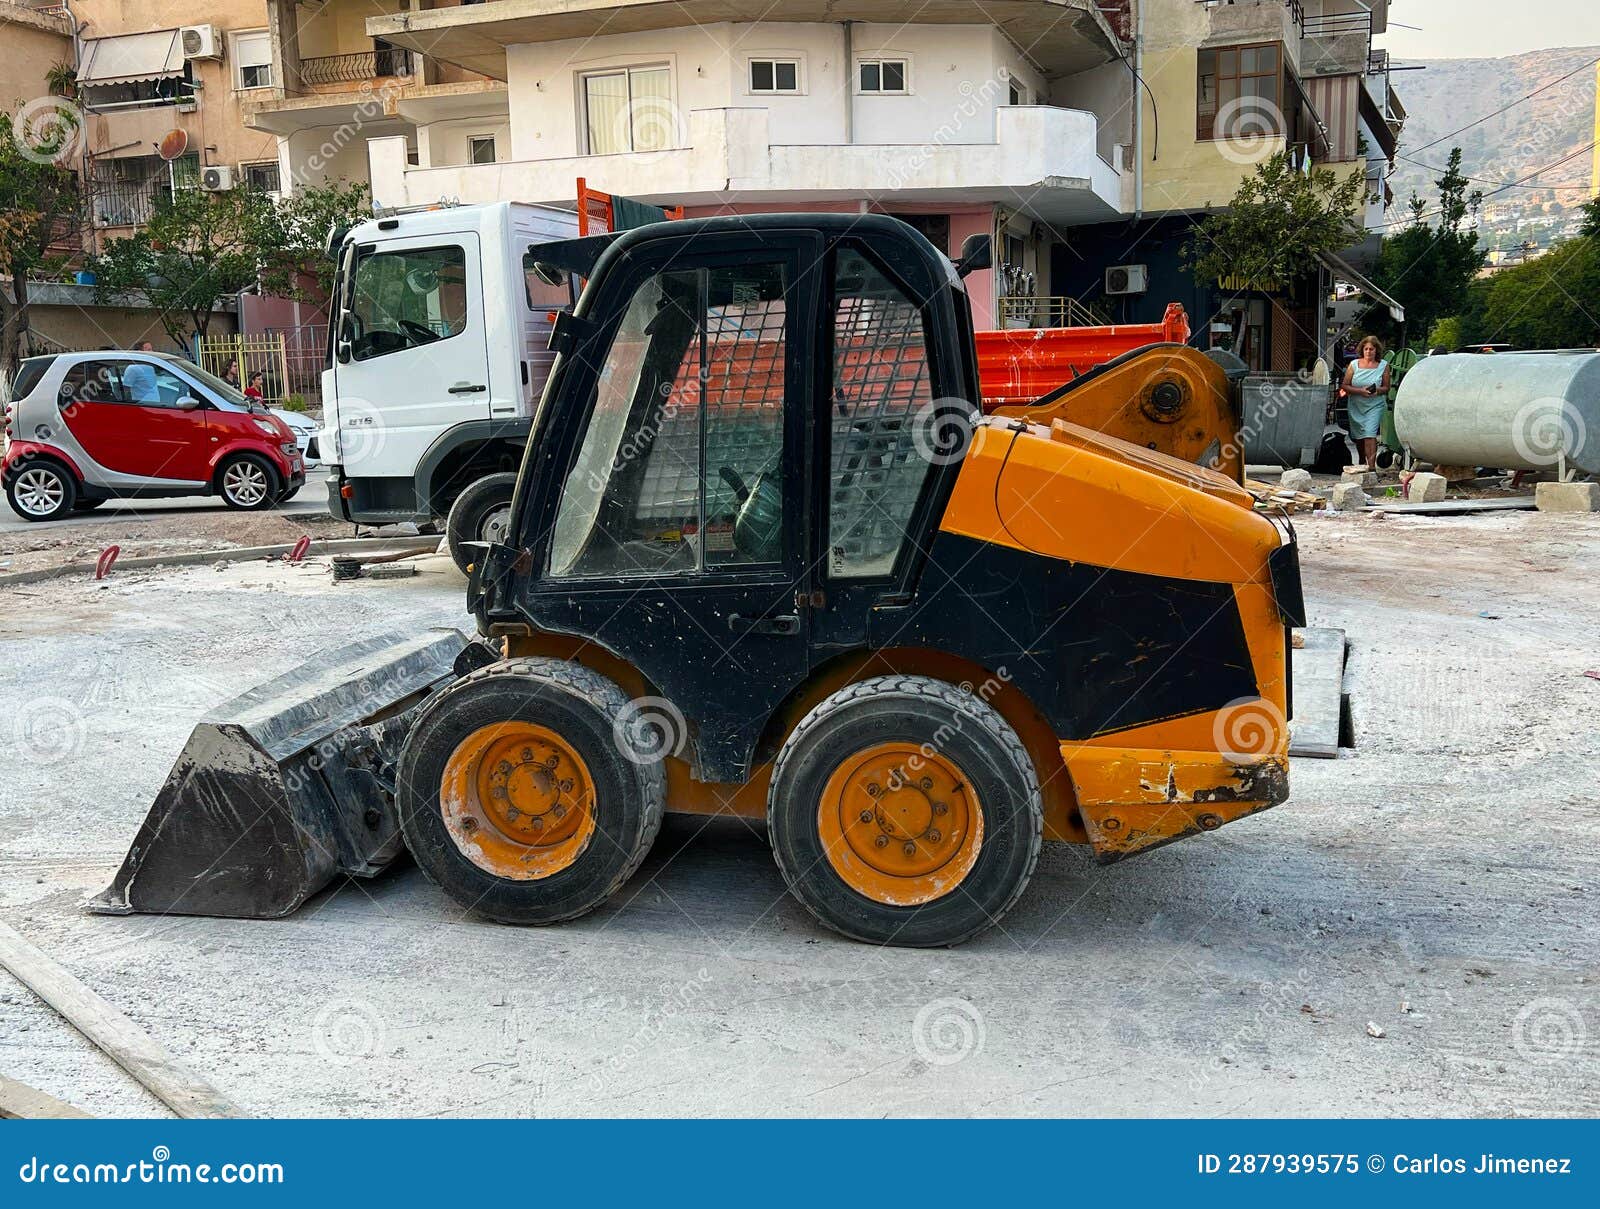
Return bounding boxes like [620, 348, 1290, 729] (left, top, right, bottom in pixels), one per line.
[200, 165, 234, 192]
[1105, 263, 1149, 296]
[181, 25, 222, 61]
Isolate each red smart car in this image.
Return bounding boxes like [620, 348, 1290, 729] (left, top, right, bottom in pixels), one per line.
[3, 351, 304, 521]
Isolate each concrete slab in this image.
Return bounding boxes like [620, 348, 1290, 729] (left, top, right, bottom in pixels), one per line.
[1371, 496, 1535, 516]
[1535, 481, 1600, 513]
[1289, 628, 1346, 759]
[1406, 472, 1448, 503]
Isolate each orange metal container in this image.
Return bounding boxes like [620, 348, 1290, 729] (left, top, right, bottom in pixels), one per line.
[976, 303, 1192, 410]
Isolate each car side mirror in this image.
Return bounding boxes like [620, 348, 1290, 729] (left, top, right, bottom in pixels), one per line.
[955, 233, 992, 278]
[176, 396, 202, 411]
[337, 341, 353, 364]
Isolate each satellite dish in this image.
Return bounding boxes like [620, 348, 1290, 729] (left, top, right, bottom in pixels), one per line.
[157, 129, 189, 162]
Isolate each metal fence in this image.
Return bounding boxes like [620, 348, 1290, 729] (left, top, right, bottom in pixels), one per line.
[195, 334, 297, 408]
[298, 48, 413, 87]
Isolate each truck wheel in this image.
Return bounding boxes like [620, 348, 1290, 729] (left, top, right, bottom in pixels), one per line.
[767, 676, 1042, 947]
[397, 658, 666, 925]
[217, 454, 280, 510]
[445, 472, 519, 574]
[6, 459, 77, 521]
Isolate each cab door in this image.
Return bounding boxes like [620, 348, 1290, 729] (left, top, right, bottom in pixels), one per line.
[60, 358, 213, 482]
[329, 232, 490, 480]
[522, 238, 819, 780]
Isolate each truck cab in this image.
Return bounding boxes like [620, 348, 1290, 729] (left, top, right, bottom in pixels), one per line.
[321, 201, 578, 546]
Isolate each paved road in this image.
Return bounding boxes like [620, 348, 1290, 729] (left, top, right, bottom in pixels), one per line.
[0, 468, 332, 532]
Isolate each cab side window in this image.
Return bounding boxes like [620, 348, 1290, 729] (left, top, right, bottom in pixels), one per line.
[827, 247, 935, 578]
[346, 244, 469, 361]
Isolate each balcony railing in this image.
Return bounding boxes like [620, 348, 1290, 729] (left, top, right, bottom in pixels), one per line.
[1301, 11, 1371, 39]
[298, 47, 412, 88]
[88, 180, 162, 229]
[1196, 1, 1305, 32]
[997, 296, 1105, 329]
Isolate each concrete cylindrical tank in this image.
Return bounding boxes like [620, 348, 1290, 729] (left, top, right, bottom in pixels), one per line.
[1394, 352, 1600, 474]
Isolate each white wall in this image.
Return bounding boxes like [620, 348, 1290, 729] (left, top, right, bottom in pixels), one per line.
[503, 21, 1089, 158]
[419, 118, 514, 166]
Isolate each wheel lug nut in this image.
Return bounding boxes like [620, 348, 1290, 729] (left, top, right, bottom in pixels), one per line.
[867, 783, 881, 797]
[560, 779, 574, 792]
[492, 786, 507, 799]
[902, 841, 916, 855]
[928, 829, 941, 842]
[873, 835, 888, 848]
[920, 777, 933, 790]
[859, 810, 873, 823]
[933, 802, 947, 815]
[546, 755, 560, 769]
[521, 748, 534, 761]
[531, 817, 544, 830]
[553, 805, 566, 819]
[461, 817, 478, 832]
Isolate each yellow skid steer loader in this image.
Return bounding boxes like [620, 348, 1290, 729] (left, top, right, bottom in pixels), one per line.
[94, 215, 1303, 947]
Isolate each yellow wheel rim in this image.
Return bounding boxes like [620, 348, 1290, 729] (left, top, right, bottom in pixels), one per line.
[817, 742, 983, 906]
[439, 722, 596, 880]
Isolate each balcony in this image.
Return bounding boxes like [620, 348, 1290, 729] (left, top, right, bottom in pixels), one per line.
[298, 48, 413, 88]
[366, 105, 1123, 223]
[1300, 9, 1372, 77]
[366, 0, 1125, 82]
[1197, 1, 1304, 64]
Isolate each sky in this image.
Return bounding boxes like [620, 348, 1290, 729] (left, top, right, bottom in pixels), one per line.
[1381, 0, 1600, 58]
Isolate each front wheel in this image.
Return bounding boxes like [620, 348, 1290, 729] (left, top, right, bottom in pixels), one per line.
[768, 676, 1043, 947]
[6, 460, 77, 521]
[217, 454, 280, 510]
[444, 472, 518, 574]
[396, 658, 666, 925]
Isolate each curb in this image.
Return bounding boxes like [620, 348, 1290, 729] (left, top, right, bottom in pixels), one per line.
[0, 536, 445, 589]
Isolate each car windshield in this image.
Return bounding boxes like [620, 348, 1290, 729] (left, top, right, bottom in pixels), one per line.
[161, 357, 259, 410]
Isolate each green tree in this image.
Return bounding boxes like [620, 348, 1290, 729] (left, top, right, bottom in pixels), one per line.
[1368, 150, 1487, 344]
[1186, 152, 1368, 292]
[263, 180, 370, 301]
[1476, 237, 1599, 349]
[1581, 196, 1600, 241]
[0, 108, 82, 380]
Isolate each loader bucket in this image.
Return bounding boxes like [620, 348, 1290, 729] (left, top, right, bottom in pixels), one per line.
[88, 629, 476, 920]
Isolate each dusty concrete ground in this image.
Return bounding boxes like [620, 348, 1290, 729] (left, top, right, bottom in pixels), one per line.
[0, 513, 1596, 1118]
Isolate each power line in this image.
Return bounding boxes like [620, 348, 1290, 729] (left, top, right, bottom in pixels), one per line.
[1404, 54, 1600, 157]
[1372, 141, 1597, 231]
[1397, 152, 1595, 192]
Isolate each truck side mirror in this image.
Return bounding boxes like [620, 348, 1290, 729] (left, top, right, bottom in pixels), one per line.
[955, 233, 992, 278]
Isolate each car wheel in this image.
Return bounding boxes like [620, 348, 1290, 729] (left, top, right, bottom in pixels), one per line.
[445, 472, 518, 575]
[217, 454, 280, 510]
[6, 460, 77, 522]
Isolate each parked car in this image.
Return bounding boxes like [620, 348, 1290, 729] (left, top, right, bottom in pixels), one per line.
[3, 351, 304, 522]
[269, 407, 320, 467]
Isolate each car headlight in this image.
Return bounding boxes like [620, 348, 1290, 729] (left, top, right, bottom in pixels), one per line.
[281, 442, 299, 456]
[254, 418, 279, 436]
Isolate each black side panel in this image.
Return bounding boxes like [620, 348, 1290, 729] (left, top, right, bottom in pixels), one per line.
[870, 532, 1260, 740]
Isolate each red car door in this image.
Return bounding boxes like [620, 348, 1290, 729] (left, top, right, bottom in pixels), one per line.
[60, 359, 214, 481]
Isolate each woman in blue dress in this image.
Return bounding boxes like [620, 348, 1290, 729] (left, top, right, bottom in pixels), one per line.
[1342, 335, 1392, 471]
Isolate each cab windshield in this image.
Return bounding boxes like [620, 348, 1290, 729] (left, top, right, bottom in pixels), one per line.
[163, 358, 258, 410]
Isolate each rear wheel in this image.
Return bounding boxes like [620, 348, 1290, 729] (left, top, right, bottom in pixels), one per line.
[445, 472, 518, 574]
[217, 454, 279, 510]
[397, 658, 666, 925]
[6, 460, 76, 521]
[768, 676, 1042, 947]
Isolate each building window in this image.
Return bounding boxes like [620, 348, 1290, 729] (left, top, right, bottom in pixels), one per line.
[232, 30, 274, 91]
[1198, 43, 1284, 141]
[468, 135, 497, 165]
[748, 58, 800, 94]
[582, 66, 673, 155]
[1008, 78, 1027, 105]
[241, 161, 282, 194]
[857, 58, 909, 94]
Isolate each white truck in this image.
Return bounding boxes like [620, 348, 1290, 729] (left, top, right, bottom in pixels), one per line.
[319, 201, 580, 570]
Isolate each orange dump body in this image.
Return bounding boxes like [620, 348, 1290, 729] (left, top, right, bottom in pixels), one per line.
[976, 303, 1192, 410]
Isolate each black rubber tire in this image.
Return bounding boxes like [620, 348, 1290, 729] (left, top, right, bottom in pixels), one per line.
[216, 453, 281, 511]
[396, 658, 666, 925]
[445, 472, 518, 574]
[768, 676, 1043, 947]
[5, 457, 77, 521]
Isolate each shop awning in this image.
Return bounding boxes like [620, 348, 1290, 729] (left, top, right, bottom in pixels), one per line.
[1317, 250, 1405, 324]
[78, 30, 184, 87]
